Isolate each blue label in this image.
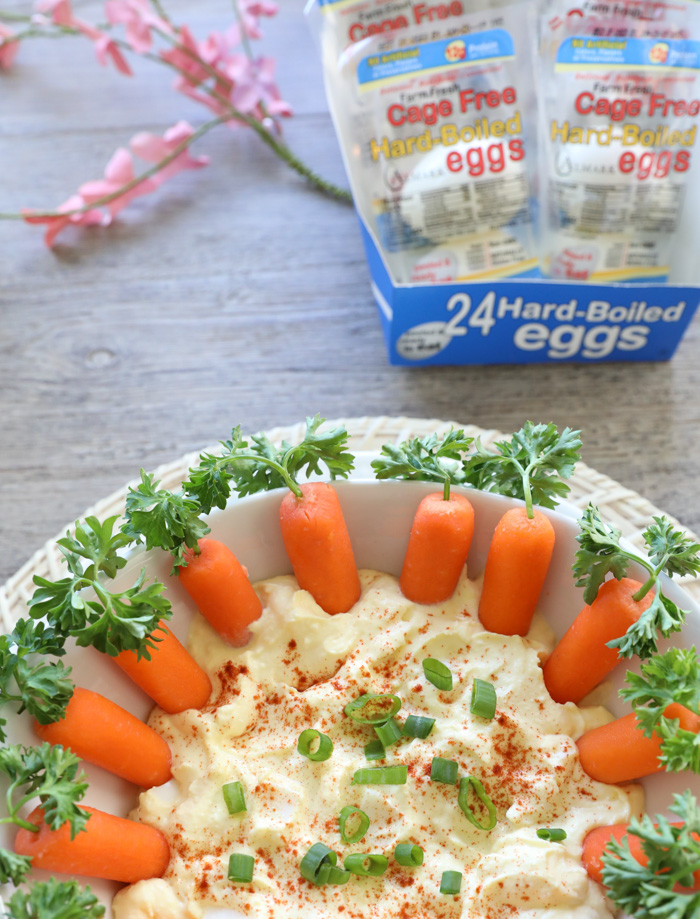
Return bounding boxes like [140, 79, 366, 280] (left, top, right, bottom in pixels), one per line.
[357, 215, 699, 365]
[556, 36, 700, 71]
[357, 30, 514, 88]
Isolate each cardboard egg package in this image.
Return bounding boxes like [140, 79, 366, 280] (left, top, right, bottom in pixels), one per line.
[307, 0, 700, 364]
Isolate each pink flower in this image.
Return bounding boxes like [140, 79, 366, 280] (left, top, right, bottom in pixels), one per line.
[79, 148, 157, 217]
[105, 0, 171, 54]
[130, 121, 209, 184]
[22, 195, 106, 247]
[160, 25, 211, 87]
[235, 0, 278, 41]
[0, 24, 20, 69]
[227, 55, 291, 117]
[35, 0, 132, 74]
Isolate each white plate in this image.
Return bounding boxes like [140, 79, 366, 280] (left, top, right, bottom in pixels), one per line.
[2, 476, 699, 916]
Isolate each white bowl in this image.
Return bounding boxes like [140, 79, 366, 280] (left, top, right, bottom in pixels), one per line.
[2, 479, 699, 916]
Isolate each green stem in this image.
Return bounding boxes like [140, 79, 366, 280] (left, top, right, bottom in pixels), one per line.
[149, 0, 173, 26]
[632, 557, 662, 602]
[666, 860, 700, 884]
[0, 10, 31, 22]
[1, 19, 352, 206]
[0, 815, 40, 833]
[0, 115, 227, 220]
[521, 466, 534, 519]
[443, 476, 450, 501]
[220, 452, 303, 498]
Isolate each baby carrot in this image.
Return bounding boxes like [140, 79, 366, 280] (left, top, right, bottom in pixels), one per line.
[34, 687, 172, 788]
[582, 822, 700, 889]
[279, 482, 361, 615]
[114, 620, 212, 714]
[178, 537, 262, 646]
[14, 805, 170, 883]
[577, 703, 700, 784]
[478, 507, 555, 636]
[399, 492, 475, 605]
[543, 577, 653, 704]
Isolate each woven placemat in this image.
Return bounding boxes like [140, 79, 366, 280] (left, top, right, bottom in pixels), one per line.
[3, 414, 699, 633]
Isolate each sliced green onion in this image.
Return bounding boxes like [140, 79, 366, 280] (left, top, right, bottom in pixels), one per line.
[344, 693, 402, 724]
[344, 853, 388, 877]
[339, 806, 370, 844]
[440, 870, 462, 895]
[394, 843, 424, 867]
[352, 765, 408, 785]
[402, 714, 435, 739]
[300, 842, 337, 885]
[537, 828, 567, 842]
[364, 739, 386, 761]
[423, 659, 453, 691]
[222, 781, 246, 815]
[470, 679, 497, 720]
[430, 756, 458, 785]
[316, 864, 352, 885]
[228, 853, 254, 883]
[458, 776, 497, 831]
[297, 729, 333, 762]
[374, 717, 402, 747]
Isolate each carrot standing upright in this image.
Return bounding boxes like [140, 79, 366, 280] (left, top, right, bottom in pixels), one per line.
[371, 430, 476, 605]
[182, 416, 359, 615]
[34, 687, 172, 787]
[178, 537, 263, 645]
[545, 506, 700, 703]
[462, 422, 581, 636]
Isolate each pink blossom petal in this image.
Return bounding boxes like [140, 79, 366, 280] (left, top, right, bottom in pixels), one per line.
[104, 147, 135, 185]
[23, 194, 106, 247]
[93, 33, 133, 74]
[0, 25, 20, 69]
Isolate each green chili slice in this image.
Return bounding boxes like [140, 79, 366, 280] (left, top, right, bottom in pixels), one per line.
[430, 756, 458, 785]
[344, 693, 402, 724]
[222, 781, 246, 815]
[458, 776, 497, 831]
[344, 854, 388, 877]
[394, 843, 424, 867]
[374, 717, 403, 747]
[470, 679, 497, 720]
[422, 659, 453, 691]
[351, 765, 408, 785]
[228, 853, 254, 883]
[297, 729, 333, 762]
[440, 870, 462, 895]
[339, 806, 370, 844]
[402, 714, 435, 739]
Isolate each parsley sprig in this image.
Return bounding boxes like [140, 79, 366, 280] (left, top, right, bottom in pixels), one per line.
[620, 648, 700, 772]
[29, 516, 172, 659]
[371, 429, 473, 500]
[3, 878, 105, 919]
[602, 791, 700, 918]
[183, 415, 355, 512]
[122, 470, 211, 572]
[0, 743, 90, 888]
[462, 422, 582, 518]
[573, 505, 700, 658]
[0, 620, 74, 744]
[0, 743, 89, 837]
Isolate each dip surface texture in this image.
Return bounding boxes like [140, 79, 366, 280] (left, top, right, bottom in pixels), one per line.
[114, 570, 642, 919]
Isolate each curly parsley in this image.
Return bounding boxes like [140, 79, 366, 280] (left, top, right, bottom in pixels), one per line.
[371, 428, 473, 500]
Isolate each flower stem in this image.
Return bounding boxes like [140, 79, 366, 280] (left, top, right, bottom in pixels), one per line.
[1, 115, 227, 220]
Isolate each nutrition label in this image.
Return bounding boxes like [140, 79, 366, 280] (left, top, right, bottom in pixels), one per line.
[551, 178, 685, 236]
[378, 172, 530, 250]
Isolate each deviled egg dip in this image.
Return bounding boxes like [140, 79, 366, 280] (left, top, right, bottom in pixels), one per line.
[113, 569, 641, 919]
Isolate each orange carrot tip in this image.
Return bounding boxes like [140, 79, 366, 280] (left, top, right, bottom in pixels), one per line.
[399, 491, 475, 605]
[178, 538, 262, 646]
[280, 482, 361, 614]
[34, 687, 172, 787]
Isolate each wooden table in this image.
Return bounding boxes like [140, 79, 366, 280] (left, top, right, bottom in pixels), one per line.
[2, 0, 700, 586]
